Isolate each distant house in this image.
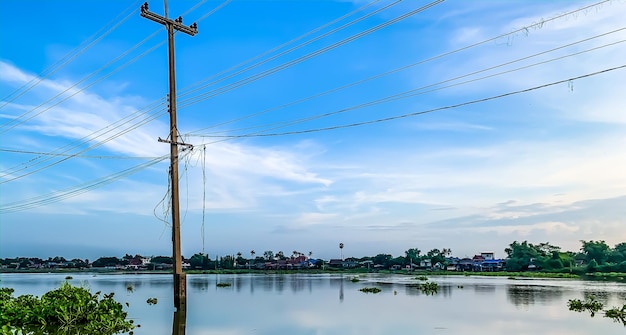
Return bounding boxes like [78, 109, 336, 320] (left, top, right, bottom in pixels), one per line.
[361, 260, 374, 270]
[342, 259, 359, 268]
[328, 259, 344, 268]
[472, 255, 485, 271]
[482, 259, 505, 271]
[459, 258, 473, 271]
[419, 259, 432, 268]
[481, 252, 495, 260]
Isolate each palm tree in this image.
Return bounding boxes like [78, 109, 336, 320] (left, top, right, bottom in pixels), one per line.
[339, 243, 344, 260]
[250, 250, 255, 269]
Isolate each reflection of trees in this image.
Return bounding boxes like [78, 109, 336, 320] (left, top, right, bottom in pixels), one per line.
[275, 275, 285, 293]
[234, 276, 243, 292]
[290, 276, 306, 294]
[474, 284, 496, 295]
[583, 291, 610, 305]
[506, 285, 563, 307]
[439, 284, 452, 297]
[188, 278, 209, 291]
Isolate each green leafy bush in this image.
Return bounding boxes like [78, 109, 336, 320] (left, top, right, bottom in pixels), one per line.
[0, 283, 135, 334]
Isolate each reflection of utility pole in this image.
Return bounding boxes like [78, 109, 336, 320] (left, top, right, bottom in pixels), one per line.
[140, 1, 197, 312]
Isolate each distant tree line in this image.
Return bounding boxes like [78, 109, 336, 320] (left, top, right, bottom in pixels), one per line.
[504, 240, 626, 273]
[2, 241, 625, 273]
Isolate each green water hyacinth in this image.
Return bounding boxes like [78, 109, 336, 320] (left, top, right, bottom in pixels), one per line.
[0, 283, 135, 334]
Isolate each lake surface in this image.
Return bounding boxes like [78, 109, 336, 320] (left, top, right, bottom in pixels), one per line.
[1, 273, 625, 335]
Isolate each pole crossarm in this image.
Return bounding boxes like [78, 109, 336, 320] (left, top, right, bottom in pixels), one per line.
[140, 2, 198, 36]
[158, 137, 193, 149]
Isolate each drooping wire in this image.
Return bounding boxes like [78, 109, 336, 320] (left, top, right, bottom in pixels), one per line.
[195, 65, 626, 138]
[177, 0, 444, 108]
[0, 148, 159, 160]
[0, 40, 167, 136]
[0, 99, 169, 183]
[201, 146, 207, 254]
[185, 0, 617, 134]
[0, 0, 142, 109]
[178, 0, 386, 98]
[0, 29, 163, 134]
[3, 65, 623, 213]
[0, 0, 232, 181]
[0, 154, 174, 213]
[194, 0, 232, 23]
[188, 34, 626, 139]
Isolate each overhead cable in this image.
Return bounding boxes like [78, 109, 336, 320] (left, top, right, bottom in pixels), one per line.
[0, 0, 142, 110]
[194, 64, 626, 138]
[186, 0, 616, 134]
[0, 29, 163, 134]
[178, 0, 390, 98]
[0, 154, 175, 214]
[177, 0, 445, 108]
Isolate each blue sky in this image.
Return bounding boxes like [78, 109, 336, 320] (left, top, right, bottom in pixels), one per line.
[1, 0, 625, 261]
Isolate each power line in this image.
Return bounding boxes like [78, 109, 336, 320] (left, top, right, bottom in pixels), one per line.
[0, 0, 233, 179]
[186, 0, 617, 134]
[0, 148, 159, 160]
[0, 154, 176, 214]
[0, 29, 163, 134]
[0, 0, 405, 180]
[177, 0, 445, 108]
[0, 1, 142, 110]
[3, 64, 622, 213]
[189, 29, 626, 138]
[177, 0, 393, 98]
[192, 64, 626, 139]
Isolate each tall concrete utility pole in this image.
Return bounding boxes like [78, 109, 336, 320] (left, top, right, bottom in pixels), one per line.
[140, 1, 197, 311]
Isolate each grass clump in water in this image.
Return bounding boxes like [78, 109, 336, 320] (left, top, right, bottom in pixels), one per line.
[216, 282, 232, 287]
[418, 281, 439, 295]
[568, 296, 604, 316]
[359, 287, 381, 294]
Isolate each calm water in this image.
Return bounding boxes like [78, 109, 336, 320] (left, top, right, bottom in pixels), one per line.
[1, 273, 625, 335]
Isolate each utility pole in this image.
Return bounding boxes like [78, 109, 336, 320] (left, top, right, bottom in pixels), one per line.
[140, 1, 197, 311]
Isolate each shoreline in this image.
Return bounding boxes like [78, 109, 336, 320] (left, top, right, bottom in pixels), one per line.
[2, 268, 624, 281]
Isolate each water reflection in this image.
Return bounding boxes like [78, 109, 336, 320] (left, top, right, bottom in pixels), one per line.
[189, 278, 209, 291]
[3, 273, 625, 335]
[474, 284, 496, 295]
[583, 290, 610, 305]
[339, 276, 344, 302]
[172, 308, 186, 335]
[506, 285, 563, 307]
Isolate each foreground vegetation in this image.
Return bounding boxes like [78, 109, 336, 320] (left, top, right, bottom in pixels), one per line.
[568, 297, 626, 326]
[0, 282, 135, 334]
